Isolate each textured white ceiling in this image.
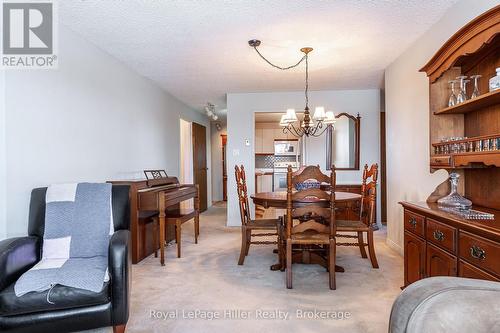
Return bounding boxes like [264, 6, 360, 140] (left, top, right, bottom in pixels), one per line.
[60, 0, 458, 112]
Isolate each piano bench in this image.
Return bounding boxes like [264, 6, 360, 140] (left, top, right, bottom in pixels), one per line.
[152, 207, 199, 260]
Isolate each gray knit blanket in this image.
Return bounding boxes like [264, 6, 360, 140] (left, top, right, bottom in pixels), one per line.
[15, 183, 113, 298]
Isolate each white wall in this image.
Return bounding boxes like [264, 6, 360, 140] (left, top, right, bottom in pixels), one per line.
[384, 0, 498, 253]
[227, 89, 380, 227]
[211, 121, 227, 203]
[0, 70, 6, 240]
[3, 25, 211, 238]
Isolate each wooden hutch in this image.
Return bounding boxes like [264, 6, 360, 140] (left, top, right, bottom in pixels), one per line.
[400, 6, 500, 287]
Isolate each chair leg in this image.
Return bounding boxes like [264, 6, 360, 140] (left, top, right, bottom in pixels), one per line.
[194, 216, 199, 244]
[357, 231, 368, 258]
[238, 226, 247, 265]
[367, 229, 379, 269]
[113, 324, 126, 333]
[245, 230, 251, 256]
[277, 224, 284, 271]
[176, 220, 182, 258]
[286, 240, 292, 289]
[329, 238, 336, 290]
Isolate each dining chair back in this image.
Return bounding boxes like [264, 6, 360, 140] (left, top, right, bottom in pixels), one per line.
[286, 165, 337, 290]
[336, 163, 379, 268]
[235, 165, 252, 226]
[360, 163, 378, 227]
[235, 165, 281, 265]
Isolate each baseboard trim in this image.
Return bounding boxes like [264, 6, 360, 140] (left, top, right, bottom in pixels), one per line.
[386, 238, 403, 256]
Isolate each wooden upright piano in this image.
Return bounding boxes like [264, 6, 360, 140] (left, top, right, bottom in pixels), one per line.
[109, 170, 199, 264]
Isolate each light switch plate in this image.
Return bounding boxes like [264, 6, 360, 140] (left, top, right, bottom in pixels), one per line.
[245, 139, 250, 146]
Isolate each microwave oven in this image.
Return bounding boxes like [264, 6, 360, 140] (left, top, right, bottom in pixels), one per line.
[274, 140, 299, 156]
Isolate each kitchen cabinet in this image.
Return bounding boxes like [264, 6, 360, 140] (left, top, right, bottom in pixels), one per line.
[262, 129, 275, 154]
[274, 128, 287, 140]
[255, 128, 263, 153]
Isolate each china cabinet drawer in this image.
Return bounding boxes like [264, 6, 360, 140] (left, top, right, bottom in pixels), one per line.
[458, 260, 500, 282]
[459, 231, 500, 277]
[426, 218, 456, 253]
[430, 155, 452, 167]
[404, 210, 425, 238]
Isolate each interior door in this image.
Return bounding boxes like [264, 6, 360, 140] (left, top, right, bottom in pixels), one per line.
[192, 122, 208, 212]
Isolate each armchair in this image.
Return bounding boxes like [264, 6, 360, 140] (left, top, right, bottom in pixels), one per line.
[0, 185, 131, 333]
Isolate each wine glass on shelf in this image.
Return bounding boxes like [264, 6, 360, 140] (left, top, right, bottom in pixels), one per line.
[456, 76, 468, 104]
[448, 80, 458, 107]
[470, 74, 482, 99]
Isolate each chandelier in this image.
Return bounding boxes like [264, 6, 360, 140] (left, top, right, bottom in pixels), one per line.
[248, 39, 336, 137]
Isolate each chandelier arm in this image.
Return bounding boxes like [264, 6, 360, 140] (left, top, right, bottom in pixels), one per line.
[311, 124, 331, 137]
[288, 123, 303, 137]
[252, 46, 306, 71]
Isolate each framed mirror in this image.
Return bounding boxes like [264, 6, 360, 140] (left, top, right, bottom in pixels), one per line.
[326, 113, 360, 170]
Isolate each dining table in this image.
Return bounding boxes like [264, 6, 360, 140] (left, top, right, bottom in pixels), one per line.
[251, 190, 362, 272]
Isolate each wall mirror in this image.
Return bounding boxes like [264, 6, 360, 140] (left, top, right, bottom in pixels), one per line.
[326, 113, 360, 170]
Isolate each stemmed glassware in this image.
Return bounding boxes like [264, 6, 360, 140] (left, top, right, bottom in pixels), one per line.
[448, 80, 458, 107]
[470, 74, 482, 98]
[456, 76, 469, 103]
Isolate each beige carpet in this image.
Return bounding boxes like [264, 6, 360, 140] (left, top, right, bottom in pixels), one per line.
[89, 204, 403, 333]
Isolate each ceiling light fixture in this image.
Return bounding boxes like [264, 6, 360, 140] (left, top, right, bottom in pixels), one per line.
[205, 102, 218, 121]
[248, 39, 335, 137]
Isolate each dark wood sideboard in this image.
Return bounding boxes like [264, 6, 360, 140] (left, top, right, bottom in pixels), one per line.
[400, 202, 500, 287]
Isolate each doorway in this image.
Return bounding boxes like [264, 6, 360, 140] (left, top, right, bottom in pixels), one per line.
[180, 119, 194, 210]
[192, 122, 208, 212]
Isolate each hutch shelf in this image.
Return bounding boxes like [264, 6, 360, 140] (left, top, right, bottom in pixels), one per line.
[434, 89, 500, 115]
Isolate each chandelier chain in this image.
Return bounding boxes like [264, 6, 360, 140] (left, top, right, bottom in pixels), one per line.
[305, 54, 309, 108]
[249, 40, 332, 137]
[251, 46, 306, 71]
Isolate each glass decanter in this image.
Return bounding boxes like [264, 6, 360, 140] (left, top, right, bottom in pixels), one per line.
[437, 173, 472, 208]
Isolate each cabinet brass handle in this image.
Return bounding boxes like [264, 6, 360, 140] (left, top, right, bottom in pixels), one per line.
[433, 230, 444, 242]
[470, 245, 486, 260]
[408, 217, 417, 229]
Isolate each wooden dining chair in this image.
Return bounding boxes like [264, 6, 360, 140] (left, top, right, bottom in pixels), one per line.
[336, 163, 379, 268]
[286, 165, 337, 290]
[235, 165, 282, 265]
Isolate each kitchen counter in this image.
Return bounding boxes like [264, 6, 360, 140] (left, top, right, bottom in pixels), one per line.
[255, 168, 274, 175]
